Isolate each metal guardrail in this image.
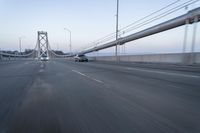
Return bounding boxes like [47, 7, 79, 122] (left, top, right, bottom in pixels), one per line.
[0, 52, 31, 57]
[0, 51, 36, 60]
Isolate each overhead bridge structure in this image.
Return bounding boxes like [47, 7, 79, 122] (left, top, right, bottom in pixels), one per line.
[37, 31, 49, 59]
[78, 7, 200, 55]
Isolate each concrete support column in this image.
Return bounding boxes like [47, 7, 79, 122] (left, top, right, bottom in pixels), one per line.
[191, 17, 198, 53]
[190, 17, 198, 64]
[183, 19, 189, 53]
[182, 19, 189, 64]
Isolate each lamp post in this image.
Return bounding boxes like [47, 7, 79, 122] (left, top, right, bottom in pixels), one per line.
[64, 28, 72, 55]
[115, 0, 119, 61]
[19, 36, 25, 55]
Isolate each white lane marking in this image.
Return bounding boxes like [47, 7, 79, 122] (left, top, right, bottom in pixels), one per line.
[39, 69, 44, 73]
[72, 70, 86, 76]
[40, 63, 44, 68]
[93, 78, 104, 83]
[24, 62, 29, 65]
[72, 70, 104, 84]
[124, 67, 200, 78]
[39, 63, 45, 73]
[168, 84, 182, 89]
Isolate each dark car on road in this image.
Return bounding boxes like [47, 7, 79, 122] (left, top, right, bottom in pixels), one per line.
[74, 54, 88, 62]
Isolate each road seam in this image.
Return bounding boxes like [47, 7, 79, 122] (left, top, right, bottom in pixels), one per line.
[124, 67, 200, 78]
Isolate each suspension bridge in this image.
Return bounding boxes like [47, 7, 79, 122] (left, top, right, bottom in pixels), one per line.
[1, 7, 200, 63]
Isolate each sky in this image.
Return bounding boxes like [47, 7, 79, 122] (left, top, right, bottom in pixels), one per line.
[0, 0, 199, 55]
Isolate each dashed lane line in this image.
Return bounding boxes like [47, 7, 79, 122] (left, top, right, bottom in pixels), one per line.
[72, 70, 104, 84]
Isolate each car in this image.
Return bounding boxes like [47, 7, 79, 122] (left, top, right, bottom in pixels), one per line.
[74, 54, 88, 62]
[40, 56, 49, 61]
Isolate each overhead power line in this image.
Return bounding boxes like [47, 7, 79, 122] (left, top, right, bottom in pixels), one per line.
[121, 0, 200, 34]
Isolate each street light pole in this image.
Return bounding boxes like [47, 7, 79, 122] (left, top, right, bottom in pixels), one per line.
[115, 0, 119, 61]
[64, 28, 72, 55]
[19, 37, 22, 55]
[19, 36, 25, 55]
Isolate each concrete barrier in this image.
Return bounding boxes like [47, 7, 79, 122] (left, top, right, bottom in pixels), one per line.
[94, 53, 200, 64]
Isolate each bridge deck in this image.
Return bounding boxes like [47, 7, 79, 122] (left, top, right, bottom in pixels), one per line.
[0, 60, 199, 133]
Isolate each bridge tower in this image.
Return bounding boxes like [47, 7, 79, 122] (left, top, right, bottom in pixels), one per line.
[37, 31, 49, 59]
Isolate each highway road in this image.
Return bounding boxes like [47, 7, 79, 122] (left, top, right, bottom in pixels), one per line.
[0, 59, 200, 133]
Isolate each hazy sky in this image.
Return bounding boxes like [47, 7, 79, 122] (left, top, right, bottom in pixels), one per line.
[0, 0, 199, 54]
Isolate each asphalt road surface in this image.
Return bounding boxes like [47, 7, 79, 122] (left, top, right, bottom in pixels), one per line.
[0, 59, 200, 133]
